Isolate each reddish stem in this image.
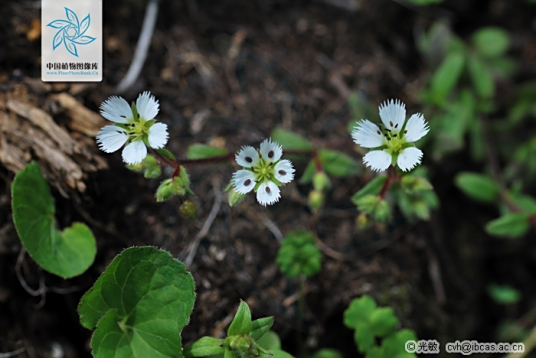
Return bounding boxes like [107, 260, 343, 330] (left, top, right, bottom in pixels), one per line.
[379, 166, 397, 199]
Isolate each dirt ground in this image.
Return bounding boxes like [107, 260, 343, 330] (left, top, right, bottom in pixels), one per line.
[1, 0, 536, 357]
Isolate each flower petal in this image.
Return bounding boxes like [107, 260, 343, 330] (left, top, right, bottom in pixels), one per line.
[352, 120, 385, 148]
[256, 181, 281, 206]
[397, 147, 423, 172]
[379, 99, 405, 131]
[235, 146, 260, 167]
[100, 96, 133, 123]
[136, 91, 159, 120]
[148, 122, 169, 149]
[122, 140, 147, 164]
[363, 150, 392, 172]
[96, 125, 128, 153]
[403, 113, 429, 143]
[259, 138, 282, 163]
[232, 170, 256, 194]
[274, 159, 295, 184]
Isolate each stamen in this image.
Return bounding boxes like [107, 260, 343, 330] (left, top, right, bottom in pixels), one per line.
[279, 170, 286, 175]
[390, 121, 393, 127]
[245, 156, 253, 163]
[376, 130, 381, 135]
[268, 150, 274, 158]
[404, 129, 407, 134]
[244, 179, 251, 186]
[395, 123, 398, 128]
[266, 187, 271, 194]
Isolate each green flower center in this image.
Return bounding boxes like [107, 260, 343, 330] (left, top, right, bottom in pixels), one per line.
[253, 159, 274, 182]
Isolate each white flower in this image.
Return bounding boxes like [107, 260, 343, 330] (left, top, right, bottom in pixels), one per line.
[96, 91, 169, 165]
[351, 99, 429, 172]
[231, 138, 294, 206]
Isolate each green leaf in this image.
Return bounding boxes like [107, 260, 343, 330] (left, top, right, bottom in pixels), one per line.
[488, 284, 521, 304]
[311, 348, 344, 358]
[249, 317, 274, 341]
[319, 149, 361, 178]
[401, 176, 433, 193]
[270, 128, 313, 151]
[299, 161, 315, 184]
[382, 329, 418, 358]
[187, 144, 229, 160]
[78, 246, 195, 358]
[343, 295, 377, 329]
[467, 55, 495, 99]
[269, 349, 295, 358]
[143, 155, 162, 179]
[369, 308, 399, 337]
[485, 213, 530, 238]
[257, 331, 281, 351]
[455, 172, 500, 203]
[429, 51, 465, 105]
[158, 148, 177, 161]
[352, 176, 387, 204]
[472, 27, 509, 58]
[184, 337, 225, 357]
[11, 162, 96, 278]
[276, 230, 322, 278]
[228, 300, 252, 336]
[354, 323, 375, 353]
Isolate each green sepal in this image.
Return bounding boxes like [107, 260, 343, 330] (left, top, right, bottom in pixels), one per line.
[131, 102, 139, 121]
[228, 300, 252, 336]
[184, 336, 225, 357]
[179, 199, 198, 220]
[250, 317, 275, 341]
[143, 155, 161, 178]
[401, 176, 433, 193]
[228, 188, 247, 207]
[354, 195, 379, 214]
[313, 171, 331, 191]
[373, 200, 390, 223]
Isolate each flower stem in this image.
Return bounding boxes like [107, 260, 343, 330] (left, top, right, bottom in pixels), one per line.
[379, 166, 397, 199]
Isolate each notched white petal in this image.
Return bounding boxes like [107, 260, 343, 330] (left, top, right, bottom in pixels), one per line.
[403, 113, 429, 143]
[379, 99, 405, 131]
[256, 181, 281, 206]
[351, 120, 385, 148]
[100, 96, 133, 123]
[236, 146, 260, 167]
[274, 160, 295, 184]
[96, 125, 128, 153]
[363, 150, 392, 172]
[397, 147, 423, 172]
[122, 140, 147, 164]
[148, 122, 169, 149]
[259, 138, 283, 163]
[136, 91, 159, 120]
[232, 170, 256, 194]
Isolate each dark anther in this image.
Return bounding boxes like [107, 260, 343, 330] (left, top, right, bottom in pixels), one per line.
[245, 156, 253, 163]
[390, 121, 393, 127]
[268, 150, 274, 158]
[244, 179, 251, 186]
[266, 187, 271, 194]
[404, 129, 408, 134]
[393, 134, 397, 137]
[395, 123, 398, 128]
[376, 130, 381, 135]
[279, 170, 286, 175]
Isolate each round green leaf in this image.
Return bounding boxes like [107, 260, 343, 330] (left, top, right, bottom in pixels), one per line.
[11, 162, 96, 278]
[78, 247, 195, 358]
[472, 27, 509, 58]
[455, 172, 500, 203]
[354, 323, 374, 353]
[369, 307, 399, 337]
[343, 295, 377, 329]
[485, 213, 530, 238]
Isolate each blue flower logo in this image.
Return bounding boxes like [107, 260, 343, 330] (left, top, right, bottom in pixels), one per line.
[47, 7, 96, 57]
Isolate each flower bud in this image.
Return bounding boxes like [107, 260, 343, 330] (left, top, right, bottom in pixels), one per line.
[228, 188, 246, 207]
[308, 190, 324, 212]
[312, 171, 330, 191]
[373, 199, 390, 223]
[179, 199, 198, 220]
[356, 212, 370, 230]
